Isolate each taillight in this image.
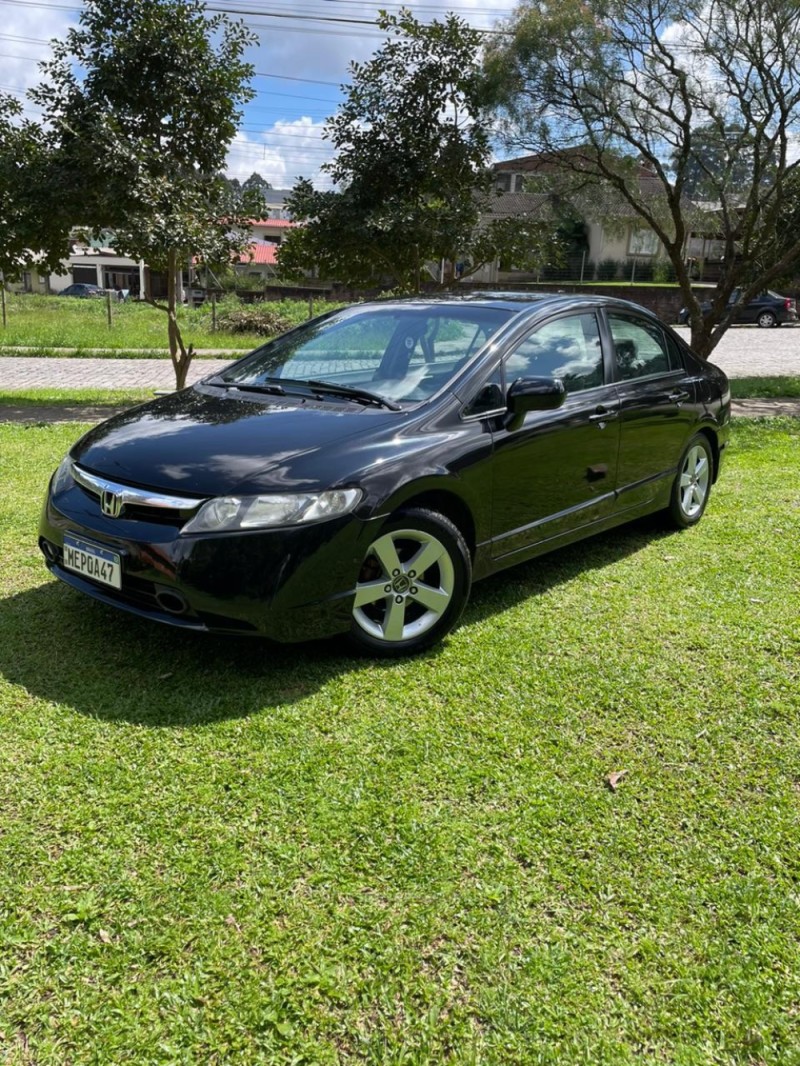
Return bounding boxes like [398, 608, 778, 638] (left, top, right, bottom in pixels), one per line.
[785, 298, 794, 311]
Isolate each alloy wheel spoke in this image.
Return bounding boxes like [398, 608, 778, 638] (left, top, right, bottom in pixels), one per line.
[354, 580, 390, 608]
[407, 537, 445, 577]
[382, 597, 407, 641]
[371, 533, 403, 577]
[413, 582, 450, 614]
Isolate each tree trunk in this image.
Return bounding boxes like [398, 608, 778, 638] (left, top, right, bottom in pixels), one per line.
[166, 247, 192, 390]
[689, 318, 726, 361]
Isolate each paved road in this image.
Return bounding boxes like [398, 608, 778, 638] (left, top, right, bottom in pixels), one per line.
[1, 325, 799, 390]
[0, 355, 234, 391]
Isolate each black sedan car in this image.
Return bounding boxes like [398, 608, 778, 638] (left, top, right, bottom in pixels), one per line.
[58, 283, 107, 298]
[40, 294, 730, 656]
[679, 289, 797, 328]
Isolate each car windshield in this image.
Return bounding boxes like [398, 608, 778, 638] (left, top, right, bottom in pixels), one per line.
[216, 304, 513, 405]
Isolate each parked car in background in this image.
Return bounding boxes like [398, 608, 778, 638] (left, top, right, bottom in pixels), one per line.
[58, 283, 107, 298]
[40, 293, 730, 657]
[679, 289, 797, 328]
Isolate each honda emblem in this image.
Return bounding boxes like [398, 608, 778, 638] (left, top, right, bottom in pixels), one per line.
[100, 490, 123, 518]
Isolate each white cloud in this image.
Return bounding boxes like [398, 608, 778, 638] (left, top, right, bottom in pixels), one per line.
[226, 118, 333, 189]
[0, 3, 76, 109]
[0, 0, 519, 186]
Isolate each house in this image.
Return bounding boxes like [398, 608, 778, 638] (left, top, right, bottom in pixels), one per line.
[234, 218, 298, 283]
[7, 218, 299, 297]
[471, 153, 674, 283]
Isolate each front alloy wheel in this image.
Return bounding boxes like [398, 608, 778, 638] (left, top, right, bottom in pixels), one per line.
[668, 434, 713, 528]
[350, 507, 471, 656]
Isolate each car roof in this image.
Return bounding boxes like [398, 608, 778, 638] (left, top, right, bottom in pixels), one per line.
[360, 291, 664, 320]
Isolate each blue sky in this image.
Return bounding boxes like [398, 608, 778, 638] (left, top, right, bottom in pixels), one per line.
[0, 0, 518, 190]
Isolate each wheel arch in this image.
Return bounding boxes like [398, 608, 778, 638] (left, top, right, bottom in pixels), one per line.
[387, 489, 477, 560]
[696, 426, 721, 482]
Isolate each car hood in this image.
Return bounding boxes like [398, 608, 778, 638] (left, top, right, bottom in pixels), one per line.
[70, 385, 401, 496]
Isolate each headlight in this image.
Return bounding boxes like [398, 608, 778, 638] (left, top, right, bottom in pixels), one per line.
[181, 488, 362, 534]
[51, 456, 75, 494]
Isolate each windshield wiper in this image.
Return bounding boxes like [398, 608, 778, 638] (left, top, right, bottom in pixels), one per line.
[302, 379, 402, 411]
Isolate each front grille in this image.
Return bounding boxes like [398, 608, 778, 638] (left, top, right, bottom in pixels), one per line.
[70, 463, 206, 522]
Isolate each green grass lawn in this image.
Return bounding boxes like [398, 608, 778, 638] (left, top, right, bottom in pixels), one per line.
[1, 420, 799, 1063]
[0, 388, 156, 408]
[0, 294, 327, 353]
[729, 376, 800, 399]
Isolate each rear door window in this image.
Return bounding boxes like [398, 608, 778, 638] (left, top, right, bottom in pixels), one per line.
[608, 314, 681, 380]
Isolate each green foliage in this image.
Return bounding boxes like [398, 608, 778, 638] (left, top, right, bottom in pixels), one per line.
[485, 0, 800, 358]
[597, 258, 620, 281]
[281, 10, 489, 292]
[214, 304, 294, 337]
[630, 258, 654, 281]
[242, 172, 272, 198]
[280, 11, 565, 292]
[653, 260, 677, 283]
[31, 0, 259, 386]
[0, 94, 69, 282]
[1, 420, 800, 1060]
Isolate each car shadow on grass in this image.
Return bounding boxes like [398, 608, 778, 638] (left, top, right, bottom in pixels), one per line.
[0, 515, 675, 727]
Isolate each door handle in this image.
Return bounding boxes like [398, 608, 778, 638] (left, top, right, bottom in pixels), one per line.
[588, 406, 618, 423]
[668, 390, 690, 404]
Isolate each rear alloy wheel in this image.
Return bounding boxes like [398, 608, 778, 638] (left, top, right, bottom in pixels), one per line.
[757, 310, 777, 328]
[350, 507, 471, 656]
[667, 434, 713, 528]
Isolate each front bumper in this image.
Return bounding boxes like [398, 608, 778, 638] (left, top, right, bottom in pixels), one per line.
[39, 477, 377, 642]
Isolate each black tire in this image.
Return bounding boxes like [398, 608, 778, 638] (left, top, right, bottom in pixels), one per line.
[757, 310, 777, 328]
[348, 507, 472, 657]
[666, 434, 714, 529]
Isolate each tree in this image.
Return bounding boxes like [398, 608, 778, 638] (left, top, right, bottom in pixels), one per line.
[675, 124, 768, 203]
[279, 10, 565, 292]
[242, 172, 273, 198]
[485, 0, 800, 357]
[32, 0, 258, 387]
[0, 94, 70, 288]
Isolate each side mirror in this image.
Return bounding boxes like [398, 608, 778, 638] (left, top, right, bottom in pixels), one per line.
[506, 376, 566, 428]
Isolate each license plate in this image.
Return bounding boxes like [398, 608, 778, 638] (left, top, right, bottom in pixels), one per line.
[63, 533, 122, 590]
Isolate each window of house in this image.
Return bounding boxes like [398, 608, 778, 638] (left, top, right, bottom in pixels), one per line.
[504, 313, 604, 393]
[628, 229, 659, 256]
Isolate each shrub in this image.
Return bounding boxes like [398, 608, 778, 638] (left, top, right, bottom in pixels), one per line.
[215, 304, 293, 337]
[652, 260, 676, 283]
[583, 260, 597, 281]
[597, 258, 620, 281]
[629, 258, 654, 282]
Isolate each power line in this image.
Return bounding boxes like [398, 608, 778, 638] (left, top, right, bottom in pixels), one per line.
[0, 0, 509, 35]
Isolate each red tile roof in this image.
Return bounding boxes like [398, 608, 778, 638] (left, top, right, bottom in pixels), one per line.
[240, 241, 279, 266]
[247, 218, 296, 228]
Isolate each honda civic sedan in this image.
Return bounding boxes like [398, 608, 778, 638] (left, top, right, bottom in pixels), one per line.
[40, 293, 730, 656]
[678, 289, 797, 328]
